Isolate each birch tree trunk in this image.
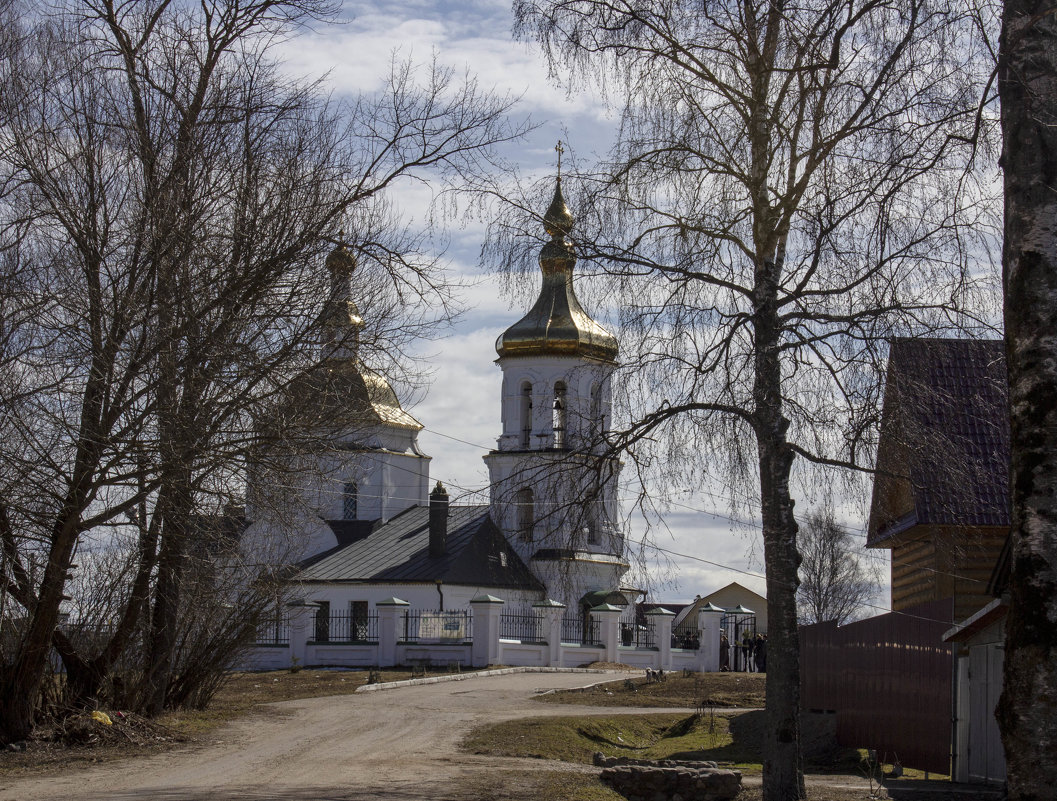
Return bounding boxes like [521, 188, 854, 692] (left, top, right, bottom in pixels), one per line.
[997, 0, 1057, 795]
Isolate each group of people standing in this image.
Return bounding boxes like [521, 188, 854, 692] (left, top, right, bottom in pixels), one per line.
[719, 630, 767, 672]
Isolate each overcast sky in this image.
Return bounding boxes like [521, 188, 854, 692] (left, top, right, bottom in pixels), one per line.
[279, 0, 891, 606]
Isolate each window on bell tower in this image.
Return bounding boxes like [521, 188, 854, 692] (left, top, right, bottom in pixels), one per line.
[587, 502, 602, 545]
[553, 381, 567, 449]
[519, 382, 533, 448]
[589, 382, 601, 439]
[515, 487, 534, 541]
[343, 482, 358, 520]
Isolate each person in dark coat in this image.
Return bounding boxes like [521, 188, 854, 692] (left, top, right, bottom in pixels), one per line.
[755, 633, 767, 673]
[720, 632, 730, 671]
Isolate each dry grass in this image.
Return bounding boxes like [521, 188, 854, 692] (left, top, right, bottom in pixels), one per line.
[464, 768, 881, 801]
[536, 670, 767, 709]
[0, 666, 449, 777]
[157, 667, 412, 734]
[463, 708, 863, 775]
[463, 711, 761, 769]
[461, 768, 625, 801]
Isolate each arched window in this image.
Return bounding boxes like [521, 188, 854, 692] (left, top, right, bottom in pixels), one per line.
[552, 381, 567, 449]
[589, 383, 601, 439]
[587, 506, 601, 545]
[519, 382, 533, 448]
[343, 482, 358, 520]
[515, 487, 534, 542]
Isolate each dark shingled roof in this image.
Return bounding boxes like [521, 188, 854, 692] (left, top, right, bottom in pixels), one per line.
[296, 505, 544, 591]
[868, 338, 1010, 546]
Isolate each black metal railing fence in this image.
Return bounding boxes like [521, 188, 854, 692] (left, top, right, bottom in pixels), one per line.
[499, 608, 546, 642]
[255, 616, 291, 646]
[561, 613, 602, 646]
[309, 612, 378, 644]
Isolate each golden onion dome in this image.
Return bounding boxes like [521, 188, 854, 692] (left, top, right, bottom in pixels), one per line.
[496, 179, 618, 364]
[297, 239, 422, 431]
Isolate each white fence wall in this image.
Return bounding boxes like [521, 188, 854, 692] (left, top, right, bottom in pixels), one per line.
[237, 600, 725, 673]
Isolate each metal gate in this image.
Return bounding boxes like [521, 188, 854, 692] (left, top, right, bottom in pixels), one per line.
[800, 598, 954, 774]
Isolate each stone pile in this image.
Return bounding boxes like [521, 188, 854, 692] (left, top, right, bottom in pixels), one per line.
[595, 753, 742, 801]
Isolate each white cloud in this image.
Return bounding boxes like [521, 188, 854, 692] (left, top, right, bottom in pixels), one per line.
[280, 0, 612, 124]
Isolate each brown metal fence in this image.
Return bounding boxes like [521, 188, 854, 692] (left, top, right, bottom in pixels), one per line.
[800, 599, 954, 774]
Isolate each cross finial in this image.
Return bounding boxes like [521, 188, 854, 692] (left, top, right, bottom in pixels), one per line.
[555, 140, 565, 178]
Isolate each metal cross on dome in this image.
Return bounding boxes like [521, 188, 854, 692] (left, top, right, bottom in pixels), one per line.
[555, 140, 564, 178]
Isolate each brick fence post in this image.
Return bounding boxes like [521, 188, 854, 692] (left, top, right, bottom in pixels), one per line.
[376, 597, 409, 667]
[470, 594, 504, 667]
[697, 603, 725, 672]
[535, 599, 566, 667]
[646, 607, 676, 670]
[592, 603, 623, 664]
[286, 601, 315, 669]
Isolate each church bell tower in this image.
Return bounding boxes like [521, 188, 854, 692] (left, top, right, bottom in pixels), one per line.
[484, 177, 628, 605]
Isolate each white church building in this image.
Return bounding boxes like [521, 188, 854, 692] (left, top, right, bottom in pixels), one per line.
[245, 179, 636, 625]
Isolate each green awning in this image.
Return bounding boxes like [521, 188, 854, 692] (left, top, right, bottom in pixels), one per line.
[581, 589, 629, 608]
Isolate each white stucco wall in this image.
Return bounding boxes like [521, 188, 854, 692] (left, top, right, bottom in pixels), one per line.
[244, 420, 431, 564]
[495, 356, 615, 450]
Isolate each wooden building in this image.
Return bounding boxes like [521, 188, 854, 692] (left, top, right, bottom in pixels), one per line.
[867, 338, 1009, 623]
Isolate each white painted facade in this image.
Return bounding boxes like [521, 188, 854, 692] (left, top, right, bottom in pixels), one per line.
[246, 425, 431, 562]
[484, 338, 628, 608]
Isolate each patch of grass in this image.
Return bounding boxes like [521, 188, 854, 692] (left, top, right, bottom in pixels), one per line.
[462, 711, 761, 768]
[536, 671, 766, 709]
[851, 748, 951, 782]
[462, 769, 625, 801]
[463, 708, 864, 776]
[534, 771, 626, 801]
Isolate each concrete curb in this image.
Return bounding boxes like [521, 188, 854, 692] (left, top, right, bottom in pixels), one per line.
[354, 666, 623, 693]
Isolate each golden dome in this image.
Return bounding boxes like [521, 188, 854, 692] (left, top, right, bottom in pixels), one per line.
[496, 180, 618, 363]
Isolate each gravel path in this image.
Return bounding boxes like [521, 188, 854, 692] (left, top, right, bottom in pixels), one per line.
[0, 671, 880, 801]
[0, 671, 698, 801]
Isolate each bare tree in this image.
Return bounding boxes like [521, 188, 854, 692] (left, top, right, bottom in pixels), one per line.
[995, 0, 1057, 796]
[507, 1, 999, 797]
[0, 0, 525, 741]
[797, 505, 879, 625]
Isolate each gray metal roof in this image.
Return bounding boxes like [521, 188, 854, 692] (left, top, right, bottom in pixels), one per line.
[869, 338, 1010, 545]
[296, 505, 544, 591]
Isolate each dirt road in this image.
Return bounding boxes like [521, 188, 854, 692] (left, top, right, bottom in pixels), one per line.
[0, 671, 683, 801]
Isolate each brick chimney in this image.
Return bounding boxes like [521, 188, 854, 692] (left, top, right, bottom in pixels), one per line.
[429, 481, 449, 557]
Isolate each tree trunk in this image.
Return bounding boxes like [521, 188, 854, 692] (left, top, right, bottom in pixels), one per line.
[996, 0, 1057, 796]
[758, 430, 805, 800]
[754, 252, 806, 801]
[0, 378, 108, 743]
[141, 479, 191, 716]
[0, 668, 37, 744]
[0, 523, 81, 742]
